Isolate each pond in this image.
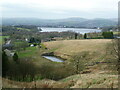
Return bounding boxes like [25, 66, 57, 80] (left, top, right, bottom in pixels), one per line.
[43, 56, 64, 62]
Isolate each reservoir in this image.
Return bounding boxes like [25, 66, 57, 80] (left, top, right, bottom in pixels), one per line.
[40, 27, 101, 34]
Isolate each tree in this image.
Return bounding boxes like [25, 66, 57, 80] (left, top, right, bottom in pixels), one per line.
[18, 60, 38, 81]
[106, 38, 120, 72]
[84, 33, 87, 39]
[4, 38, 7, 44]
[13, 53, 18, 63]
[112, 39, 120, 72]
[29, 37, 36, 43]
[75, 33, 78, 39]
[15, 41, 28, 51]
[2, 51, 9, 77]
[102, 32, 114, 39]
[21, 41, 29, 50]
[71, 51, 89, 74]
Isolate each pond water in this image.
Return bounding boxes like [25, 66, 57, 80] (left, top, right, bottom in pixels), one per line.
[40, 27, 101, 34]
[43, 56, 64, 62]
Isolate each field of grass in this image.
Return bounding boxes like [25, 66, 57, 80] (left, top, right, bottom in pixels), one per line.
[44, 39, 112, 60]
[17, 46, 61, 66]
[113, 31, 120, 35]
[17, 47, 38, 58]
[17, 46, 49, 63]
[16, 28, 31, 31]
[44, 39, 118, 72]
[0, 36, 9, 44]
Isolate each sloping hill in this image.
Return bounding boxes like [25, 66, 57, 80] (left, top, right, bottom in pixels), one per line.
[78, 19, 117, 27]
[44, 39, 112, 60]
[2, 39, 118, 88]
[2, 18, 117, 27]
[2, 73, 118, 88]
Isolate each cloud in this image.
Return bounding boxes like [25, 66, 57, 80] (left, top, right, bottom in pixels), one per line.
[1, 0, 119, 19]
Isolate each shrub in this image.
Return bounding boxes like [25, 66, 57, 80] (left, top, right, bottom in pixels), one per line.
[13, 53, 18, 63]
[2, 51, 9, 77]
[105, 41, 119, 72]
[84, 33, 87, 39]
[4, 58, 75, 81]
[75, 33, 78, 39]
[71, 51, 89, 74]
[102, 32, 114, 39]
[6, 60, 39, 82]
[39, 63, 74, 80]
[40, 43, 47, 49]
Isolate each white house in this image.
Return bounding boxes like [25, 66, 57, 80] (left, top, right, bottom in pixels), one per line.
[30, 44, 34, 47]
[25, 38, 28, 41]
[4, 49, 15, 57]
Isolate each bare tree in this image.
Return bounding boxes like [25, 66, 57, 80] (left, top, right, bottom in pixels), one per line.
[71, 51, 89, 74]
[111, 38, 120, 72]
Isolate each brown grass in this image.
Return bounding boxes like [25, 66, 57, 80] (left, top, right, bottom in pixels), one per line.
[2, 73, 118, 88]
[44, 39, 112, 59]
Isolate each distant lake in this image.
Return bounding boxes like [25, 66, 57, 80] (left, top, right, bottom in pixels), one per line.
[40, 27, 101, 34]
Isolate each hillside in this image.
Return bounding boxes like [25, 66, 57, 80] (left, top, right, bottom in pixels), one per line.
[2, 39, 118, 88]
[2, 18, 117, 27]
[44, 39, 111, 60]
[2, 73, 118, 88]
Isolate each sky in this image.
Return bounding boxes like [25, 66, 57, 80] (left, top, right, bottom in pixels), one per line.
[1, 0, 119, 19]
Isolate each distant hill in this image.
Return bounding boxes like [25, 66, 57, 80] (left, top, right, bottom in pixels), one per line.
[78, 19, 117, 27]
[2, 18, 117, 28]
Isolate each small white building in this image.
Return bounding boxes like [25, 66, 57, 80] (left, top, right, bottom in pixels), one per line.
[30, 44, 34, 47]
[97, 27, 100, 29]
[110, 30, 113, 32]
[25, 38, 28, 41]
[4, 49, 15, 57]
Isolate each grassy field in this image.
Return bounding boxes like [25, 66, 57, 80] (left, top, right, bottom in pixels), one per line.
[16, 28, 31, 31]
[3, 39, 118, 88]
[17, 47, 37, 58]
[44, 39, 112, 61]
[0, 36, 9, 44]
[44, 39, 111, 54]
[17, 39, 112, 60]
[44, 39, 117, 72]
[17, 46, 62, 66]
[113, 31, 120, 35]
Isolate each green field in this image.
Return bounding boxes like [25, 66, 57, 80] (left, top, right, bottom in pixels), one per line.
[16, 28, 31, 31]
[17, 47, 37, 58]
[17, 46, 56, 66]
[113, 31, 120, 35]
[0, 36, 9, 44]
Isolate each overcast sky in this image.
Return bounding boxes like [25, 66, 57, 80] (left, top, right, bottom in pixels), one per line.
[1, 0, 119, 19]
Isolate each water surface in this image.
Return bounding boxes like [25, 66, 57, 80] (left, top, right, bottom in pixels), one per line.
[40, 27, 101, 34]
[43, 56, 64, 62]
